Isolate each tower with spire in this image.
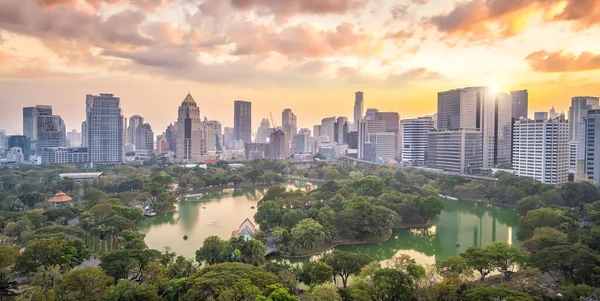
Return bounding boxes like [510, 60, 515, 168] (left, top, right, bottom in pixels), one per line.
[176, 93, 205, 163]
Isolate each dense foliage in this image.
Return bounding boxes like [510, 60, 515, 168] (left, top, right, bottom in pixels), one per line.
[1, 159, 600, 300]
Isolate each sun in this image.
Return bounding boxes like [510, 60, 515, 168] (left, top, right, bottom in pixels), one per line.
[490, 84, 501, 95]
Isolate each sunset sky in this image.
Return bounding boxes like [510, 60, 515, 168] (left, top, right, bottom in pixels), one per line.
[1, 0, 600, 135]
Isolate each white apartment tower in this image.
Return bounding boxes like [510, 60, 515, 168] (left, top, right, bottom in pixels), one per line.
[176, 93, 205, 163]
[402, 117, 434, 165]
[85, 94, 124, 164]
[568, 96, 600, 174]
[127, 115, 144, 145]
[512, 117, 569, 185]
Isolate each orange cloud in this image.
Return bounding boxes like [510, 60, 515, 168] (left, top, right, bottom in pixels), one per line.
[230, 0, 369, 20]
[428, 0, 599, 40]
[526, 50, 600, 72]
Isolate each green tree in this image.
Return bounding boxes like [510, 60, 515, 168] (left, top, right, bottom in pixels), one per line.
[0, 270, 18, 300]
[291, 218, 325, 250]
[484, 241, 528, 281]
[56, 267, 113, 301]
[300, 261, 333, 285]
[0, 247, 18, 270]
[256, 288, 299, 301]
[531, 244, 600, 283]
[372, 268, 414, 301]
[271, 227, 291, 245]
[522, 227, 568, 253]
[282, 210, 303, 229]
[244, 169, 264, 186]
[436, 255, 472, 279]
[99, 249, 161, 281]
[15, 237, 90, 274]
[559, 285, 600, 301]
[104, 279, 160, 301]
[304, 283, 340, 301]
[84, 188, 108, 206]
[254, 201, 283, 231]
[4, 218, 31, 238]
[354, 176, 385, 197]
[195, 236, 228, 265]
[31, 265, 63, 290]
[517, 196, 541, 216]
[419, 196, 444, 222]
[151, 193, 176, 214]
[461, 247, 494, 281]
[464, 287, 533, 301]
[517, 208, 574, 241]
[185, 262, 280, 300]
[322, 250, 374, 288]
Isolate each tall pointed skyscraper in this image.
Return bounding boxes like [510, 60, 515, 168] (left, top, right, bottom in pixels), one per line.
[176, 93, 205, 163]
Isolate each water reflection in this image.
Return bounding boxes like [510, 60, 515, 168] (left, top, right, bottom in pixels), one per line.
[140, 181, 316, 258]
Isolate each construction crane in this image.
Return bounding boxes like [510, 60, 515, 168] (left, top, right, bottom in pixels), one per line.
[269, 111, 277, 130]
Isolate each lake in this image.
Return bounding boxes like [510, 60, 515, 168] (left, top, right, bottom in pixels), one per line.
[140, 182, 520, 266]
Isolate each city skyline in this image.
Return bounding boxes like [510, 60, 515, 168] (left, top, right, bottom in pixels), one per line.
[1, 0, 599, 135]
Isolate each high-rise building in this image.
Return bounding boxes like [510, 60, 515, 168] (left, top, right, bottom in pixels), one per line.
[176, 93, 204, 163]
[0, 130, 6, 151]
[334, 117, 349, 144]
[234, 101, 252, 143]
[512, 117, 569, 185]
[321, 117, 336, 143]
[365, 132, 396, 162]
[40, 147, 89, 164]
[585, 109, 600, 187]
[204, 120, 222, 153]
[224, 127, 235, 149]
[365, 108, 379, 121]
[357, 120, 367, 159]
[135, 123, 154, 156]
[86, 93, 124, 164]
[494, 92, 512, 165]
[282, 108, 297, 144]
[36, 115, 67, 154]
[511, 90, 528, 119]
[437, 87, 511, 169]
[257, 119, 271, 143]
[294, 129, 311, 154]
[376, 112, 400, 158]
[549, 106, 558, 119]
[354, 91, 364, 131]
[534, 112, 549, 120]
[127, 115, 144, 145]
[269, 129, 287, 159]
[8, 135, 31, 160]
[66, 129, 82, 147]
[402, 117, 434, 166]
[23, 105, 52, 141]
[81, 121, 88, 147]
[156, 134, 168, 155]
[427, 130, 483, 174]
[166, 123, 177, 154]
[569, 96, 600, 173]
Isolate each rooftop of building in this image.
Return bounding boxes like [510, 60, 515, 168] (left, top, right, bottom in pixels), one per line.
[48, 191, 72, 203]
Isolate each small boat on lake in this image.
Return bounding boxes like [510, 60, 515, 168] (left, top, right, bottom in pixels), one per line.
[143, 206, 156, 217]
[439, 194, 458, 201]
[183, 235, 188, 240]
[455, 242, 461, 247]
[250, 206, 255, 209]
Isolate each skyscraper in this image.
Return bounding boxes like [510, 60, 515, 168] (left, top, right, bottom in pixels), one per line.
[427, 130, 483, 174]
[321, 117, 336, 142]
[512, 116, 569, 185]
[81, 121, 87, 147]
[334, 117, 349, 144]
[86, 93, 124, 164]
[282, 109, 297, 152]
[365, 108, 379, 121]
[294, 129, 311, 154]
[224, 127, 235, 149]
[23, 105, 52, 141]
[354, 91, 364, 131]
[0, 130, 5, 151]
[156, 134, 168, 155]
[7, 135, 31, 160]
[234, 100, 252, 143]
[269, 129, 287, 159]
[376, 112, 400, 158]
[569, 96, 599, 174]
[204, 120, 222, 153]
[66, 129, 82, 147]
[166, 123, 177, 154]
[127, 115, 144, 145]
[36, 114, 67, 153]
[257, 119, 271, 143]
[437, 87, 510, 169]
[402, 117, 434, 166]
[135, 123, 154, 156]
[585, 109, 600, 187]
[176, 93, 204, 163]
[511, 90, 528, 119]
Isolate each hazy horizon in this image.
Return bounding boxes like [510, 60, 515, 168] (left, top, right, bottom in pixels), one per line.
[1, 0, 599, 135]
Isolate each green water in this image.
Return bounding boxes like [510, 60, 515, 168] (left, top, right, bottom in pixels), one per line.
[140, 181, 317, 258]
[141, 184, 519, 266]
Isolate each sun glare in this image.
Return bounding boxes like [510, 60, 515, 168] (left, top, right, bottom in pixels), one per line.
[491, 84, 500, 94]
